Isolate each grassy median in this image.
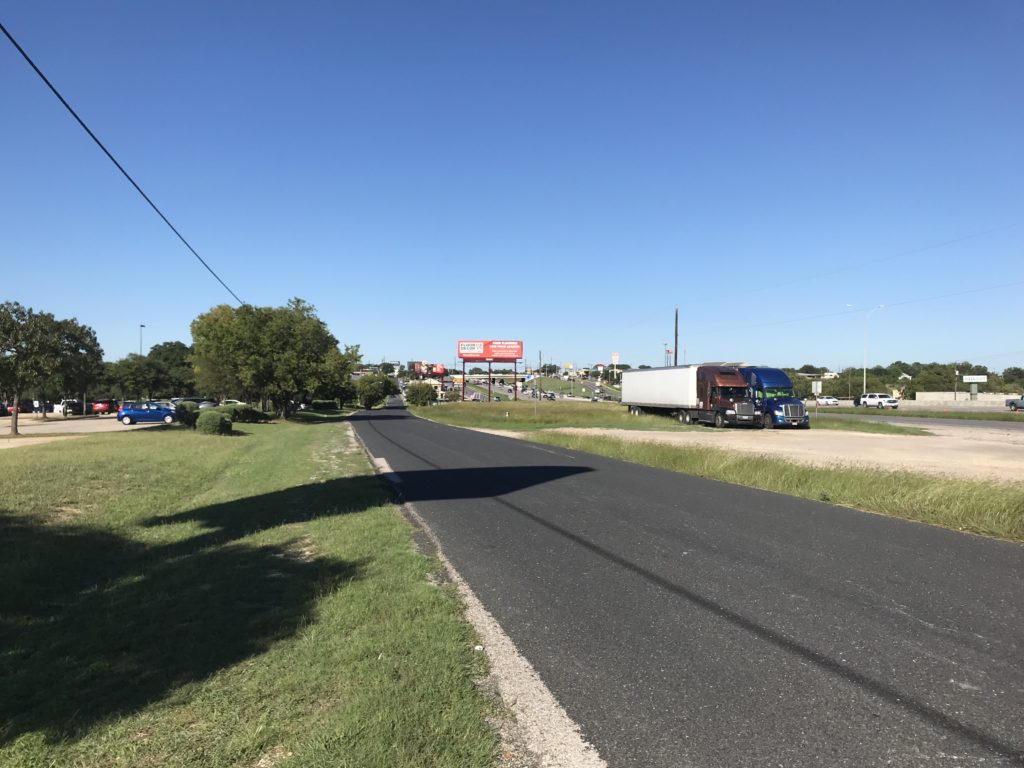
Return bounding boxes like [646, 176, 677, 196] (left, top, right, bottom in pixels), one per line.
[0, 418, 496, 768]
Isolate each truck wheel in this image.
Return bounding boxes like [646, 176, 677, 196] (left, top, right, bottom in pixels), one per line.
[676, 412, 685, 423]
[684, 411, 693, 425]
[762, 412, 773, 429]
[1012, 405, 1019, 412]
[714, 412, 725, 428]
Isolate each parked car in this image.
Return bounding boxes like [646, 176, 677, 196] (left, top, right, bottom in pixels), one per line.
[54, 399, 84, 415]
[0, 403, 7, 417]
[860, 392, 899, 409]
[90, 398, 120, 415]
[117, 401, 177, 425]
[173, 396, 219, 409]
[815, 395, 839, 406]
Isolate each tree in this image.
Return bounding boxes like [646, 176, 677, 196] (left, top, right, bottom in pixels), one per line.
[315, 345, 362, 406]
[54, 318, 104, 405]
[147, 341, 195, 396]
[191, 298, 340, 417]
[0, 303, 102, 435]
[405, 382, 437, 406]
[379, 362, 395, 376]
[1003, 367, 1024, 392]
[190, 304, 244, 398]
[356, 373, 398, 409]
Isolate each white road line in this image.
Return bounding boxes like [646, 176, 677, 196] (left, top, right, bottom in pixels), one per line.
[402, 500, 607, 768]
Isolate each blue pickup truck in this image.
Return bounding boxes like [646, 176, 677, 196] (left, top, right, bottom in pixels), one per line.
[738, 367, 810, 429]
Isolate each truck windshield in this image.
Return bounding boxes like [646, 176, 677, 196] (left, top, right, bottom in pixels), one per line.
[719, 387, 748, 400]
[762, 387, 794, 398]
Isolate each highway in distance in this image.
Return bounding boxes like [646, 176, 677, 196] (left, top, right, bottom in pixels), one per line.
[351, 403, 1024, 768]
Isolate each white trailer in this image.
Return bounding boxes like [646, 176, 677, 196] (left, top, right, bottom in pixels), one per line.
[621, 365, 760, 427]
[621, 366, 700, 410]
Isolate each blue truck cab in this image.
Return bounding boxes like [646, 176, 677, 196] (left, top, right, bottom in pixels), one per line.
[738, 367, 809, 429]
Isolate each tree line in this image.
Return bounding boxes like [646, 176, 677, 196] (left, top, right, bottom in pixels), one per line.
[1, 298, 363, 434]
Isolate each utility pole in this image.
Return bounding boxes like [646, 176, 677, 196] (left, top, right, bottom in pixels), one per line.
[534, 350, 541, 418]
[674, 307, 679, 366]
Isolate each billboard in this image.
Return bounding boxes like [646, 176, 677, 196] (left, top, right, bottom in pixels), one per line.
[457, 339, 523, 362]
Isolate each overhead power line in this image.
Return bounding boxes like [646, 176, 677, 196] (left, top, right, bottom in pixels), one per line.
[1, 21, 244, 305]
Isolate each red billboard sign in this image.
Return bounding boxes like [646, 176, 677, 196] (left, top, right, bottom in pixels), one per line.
[432, 364, 445, 375]
[457, 339, 523, 362]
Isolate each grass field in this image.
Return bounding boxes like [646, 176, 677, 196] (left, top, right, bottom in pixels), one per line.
[416, 401, 929, 435]
[0, 416, 496, 768]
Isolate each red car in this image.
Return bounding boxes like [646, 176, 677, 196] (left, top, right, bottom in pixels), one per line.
[90, 398, 120, 415]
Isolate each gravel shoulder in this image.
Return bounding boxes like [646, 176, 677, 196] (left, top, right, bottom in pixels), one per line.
[0, 414, 157, 448]
[479, 424, 1023, 483]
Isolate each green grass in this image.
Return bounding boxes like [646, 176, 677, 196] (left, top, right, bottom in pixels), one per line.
[416, 401, 928, 435]
[526, 433, 1024, 542]
[418, 400, 689, 431]
[0, 420, 496, 767]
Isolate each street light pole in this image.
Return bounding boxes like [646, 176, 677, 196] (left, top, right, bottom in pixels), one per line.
[139, 323, 145, 356]
[862, 306, 883, 395]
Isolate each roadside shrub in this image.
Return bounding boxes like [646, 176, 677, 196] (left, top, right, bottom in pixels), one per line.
[176, 400, 199, 428]
[216, 404, 270, 423]
[196, 410, 232, 435]
[405, 382, 438, 407]
[356, 374, 400, 409]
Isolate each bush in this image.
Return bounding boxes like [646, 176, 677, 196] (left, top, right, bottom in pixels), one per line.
[405, 382, 437, 407]
[356, 374, 399, 409]
[176, 400, 199, 428]
[215, 404, 270, 423]
[196, 410, 232, 435]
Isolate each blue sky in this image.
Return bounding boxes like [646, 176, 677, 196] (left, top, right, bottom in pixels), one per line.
[3, 2, 1021, 372]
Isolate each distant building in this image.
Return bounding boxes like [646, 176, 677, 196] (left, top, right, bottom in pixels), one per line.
[795, 371, 839, 380]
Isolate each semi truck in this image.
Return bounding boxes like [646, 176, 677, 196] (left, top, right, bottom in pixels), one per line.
[738, 366, 810, 429]
[621, 365, 761, 427]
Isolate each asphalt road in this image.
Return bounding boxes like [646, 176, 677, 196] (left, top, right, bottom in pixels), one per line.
[352, 402, 1024, 768]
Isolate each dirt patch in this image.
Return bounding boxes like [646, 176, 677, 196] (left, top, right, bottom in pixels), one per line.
[478, 425, 1024, 483]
